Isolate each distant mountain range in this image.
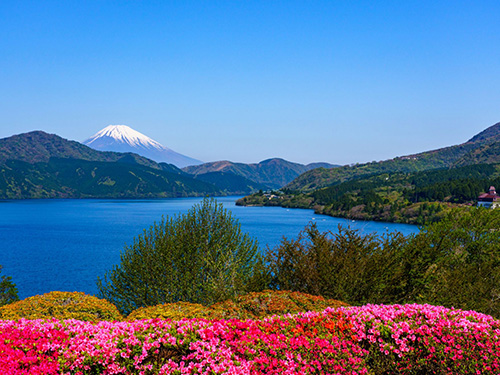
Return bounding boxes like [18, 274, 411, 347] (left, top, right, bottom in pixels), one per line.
[0, 131, 216, 199]
[4, 121, 500, 201]
[0, 130, 335, 199]
[286, 122, 500, 192]
[183, 159, 338, 189]
[83, 125, 203, 168]
[82, 125, 338, 189]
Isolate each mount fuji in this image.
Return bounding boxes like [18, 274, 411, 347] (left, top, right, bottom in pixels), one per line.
[83, 125, 203, 168]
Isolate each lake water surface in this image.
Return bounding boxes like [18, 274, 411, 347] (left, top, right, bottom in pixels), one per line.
[0, 197, 418, 299]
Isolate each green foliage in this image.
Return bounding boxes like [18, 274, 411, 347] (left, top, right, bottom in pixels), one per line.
[266, 223, 409, 305]
[404, 207, 500, 317]
[0, 266, 19, 307]
[240, 163, 500, 224]
[97, 198, 262, 315]
[0, 291, 122, 321]
[266, 207, 500, 317]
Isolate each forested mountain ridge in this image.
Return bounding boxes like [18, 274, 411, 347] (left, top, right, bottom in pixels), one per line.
[0, 131, 161, 170]
[0, 132, 221, 199]
[467, 122, 500, 144]
[183, 158, 339, 189]
[0, 158, 220, 199]
[0, 131, 335, 198]
[238, 163, 500, 225]
[286, 121, 500, 192]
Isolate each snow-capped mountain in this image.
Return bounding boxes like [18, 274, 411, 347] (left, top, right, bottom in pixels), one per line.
[83, 125, 203, 168]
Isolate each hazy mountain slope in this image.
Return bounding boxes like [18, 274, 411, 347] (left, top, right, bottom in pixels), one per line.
[183, 158, 338, 189]
[286, 122, 500, 192]
[84, 125, 202, 168]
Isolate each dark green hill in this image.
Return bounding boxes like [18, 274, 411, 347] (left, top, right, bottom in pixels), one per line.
[183, 158, 339, 189]
[286, 121, 500, 192]
[0, 131, 161, 169]
[0, 131, 220, 199]
[0, 158, 220, 199]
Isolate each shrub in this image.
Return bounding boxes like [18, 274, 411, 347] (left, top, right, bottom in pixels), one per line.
[212, 290, 348, 318]
[0, 291, 122, 322]
[0, 265, 19, 307]
[97, 198, 262, 315]
[266, 223, 409, 305]
[267, 208, 500, 317]
[403, 207, 500, 317]
[127, 290, 348, 321]
[127, 301, 215, 321]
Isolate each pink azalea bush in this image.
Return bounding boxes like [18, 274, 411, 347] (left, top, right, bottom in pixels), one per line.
[1, 304, 499, 374]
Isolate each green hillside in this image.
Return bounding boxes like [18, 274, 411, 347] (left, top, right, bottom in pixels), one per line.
[238, 163, 500, 225]
[286, 121, 500, 192]
[0, 158, 220, 199]
[0, 131, 160, 169]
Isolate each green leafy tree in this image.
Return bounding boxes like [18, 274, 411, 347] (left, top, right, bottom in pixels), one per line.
[97, 198, 262, 315]
[0, 265, 19, 307]
[266, 207, 500, 317]
[403, 207, 500, 317]
[266, 223, 409, 305]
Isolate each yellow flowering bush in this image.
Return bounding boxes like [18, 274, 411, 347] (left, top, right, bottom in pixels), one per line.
[127, 290, 348, 320]
[127, 301, 215, 321]
[214, 290, 348, 318]
[0, 291, 122, 322]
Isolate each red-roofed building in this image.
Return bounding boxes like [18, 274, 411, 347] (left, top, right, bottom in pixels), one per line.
[478, 186, 500, 208]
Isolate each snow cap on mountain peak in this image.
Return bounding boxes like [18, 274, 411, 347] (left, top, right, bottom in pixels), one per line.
[85, 125, 166, 151]
[83, 124, 203, 167]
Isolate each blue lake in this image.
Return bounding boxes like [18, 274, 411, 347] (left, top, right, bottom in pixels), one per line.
[0, 197, 418, 299]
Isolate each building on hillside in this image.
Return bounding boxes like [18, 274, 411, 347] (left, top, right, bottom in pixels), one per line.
[477, 186, 500, 208]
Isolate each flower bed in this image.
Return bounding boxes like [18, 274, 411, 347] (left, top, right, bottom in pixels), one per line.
[1, 304, 499, 374]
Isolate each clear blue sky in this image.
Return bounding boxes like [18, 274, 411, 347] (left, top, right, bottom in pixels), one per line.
[1, 1, 499, 165]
